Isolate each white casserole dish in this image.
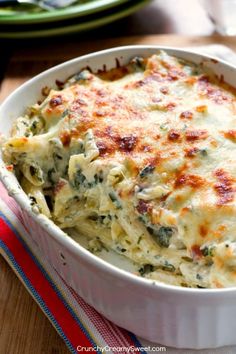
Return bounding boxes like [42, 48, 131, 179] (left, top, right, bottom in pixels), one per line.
[1, 46, 236, 349]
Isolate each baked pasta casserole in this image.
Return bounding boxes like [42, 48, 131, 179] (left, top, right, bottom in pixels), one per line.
[3, 51, 236, 288]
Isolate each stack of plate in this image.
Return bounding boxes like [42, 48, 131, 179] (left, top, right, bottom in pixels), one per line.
[0, 0, 149, 38]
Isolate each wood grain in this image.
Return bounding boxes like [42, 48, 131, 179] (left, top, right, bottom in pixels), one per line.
[0, 34, 236, 354]
[0, 255, 69, 354]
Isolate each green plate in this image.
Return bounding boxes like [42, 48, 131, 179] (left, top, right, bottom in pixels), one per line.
[0, 0, 130, 24]
[0, 0, 149, 38]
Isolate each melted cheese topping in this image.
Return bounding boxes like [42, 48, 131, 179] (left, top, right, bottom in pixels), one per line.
[3, 51, 236, 288]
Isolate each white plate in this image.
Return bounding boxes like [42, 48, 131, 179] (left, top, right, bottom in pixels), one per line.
[0, 0, 149, 38]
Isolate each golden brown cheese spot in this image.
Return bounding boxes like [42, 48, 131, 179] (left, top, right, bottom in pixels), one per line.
[184, 76, 197, 85]
[174, 194, 185, 203]
[169, 69, 185, 81]
[160, 86, 169, 94]
[140, 144, 153, 153]
[96, 140, 114, 157]
[164, 102, 176, 111]
[136, 199, 151, 214]
[116, 134, 138, 153]
[180, 206, 191, 216]
[141, 155, 161, 172]
[212, 225, 227, 239]
[98, 66, 129, 81]
[94, 88, 107, 97]
[184, 147, 199, 158]
[168, 129, 181, 141]
[198, 77, 230, 104]
[208, 87, 229, 104]
[210, 139, 218, 148]
[214, 168, 235, 205]
[185, 129, 208, 141]
[59, 130, 71, 147]
[71, 116, 95, 135]
[6, 164, 14, 171]
[94, 110, 106, 117]
[223, 129, 236, 142]
[95, 122, 140, 156]
[42, 89, 75, 122]
[195, 105, 207, 113]
[191, 244, 203, 260]
[133, 74, 168, 90]
[179, 110, 193, 120]
[71, 99, 89, 113]
[49, 95, 62, 108]
[76, 98, 88, 106]
[174, 174, 205, 189]
[199, 224, 208, 237]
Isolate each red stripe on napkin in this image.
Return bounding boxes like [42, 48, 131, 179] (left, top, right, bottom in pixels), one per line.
[0, 218, 93, 351]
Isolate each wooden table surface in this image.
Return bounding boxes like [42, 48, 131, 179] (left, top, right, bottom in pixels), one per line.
[0, 3, 235, 352]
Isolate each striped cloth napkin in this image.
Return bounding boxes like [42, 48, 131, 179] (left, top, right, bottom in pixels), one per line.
[0, 182, 146, 354]
[1, 45, 236, 354]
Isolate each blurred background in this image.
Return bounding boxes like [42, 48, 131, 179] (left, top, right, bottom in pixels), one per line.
[0, 0, 217, 41]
